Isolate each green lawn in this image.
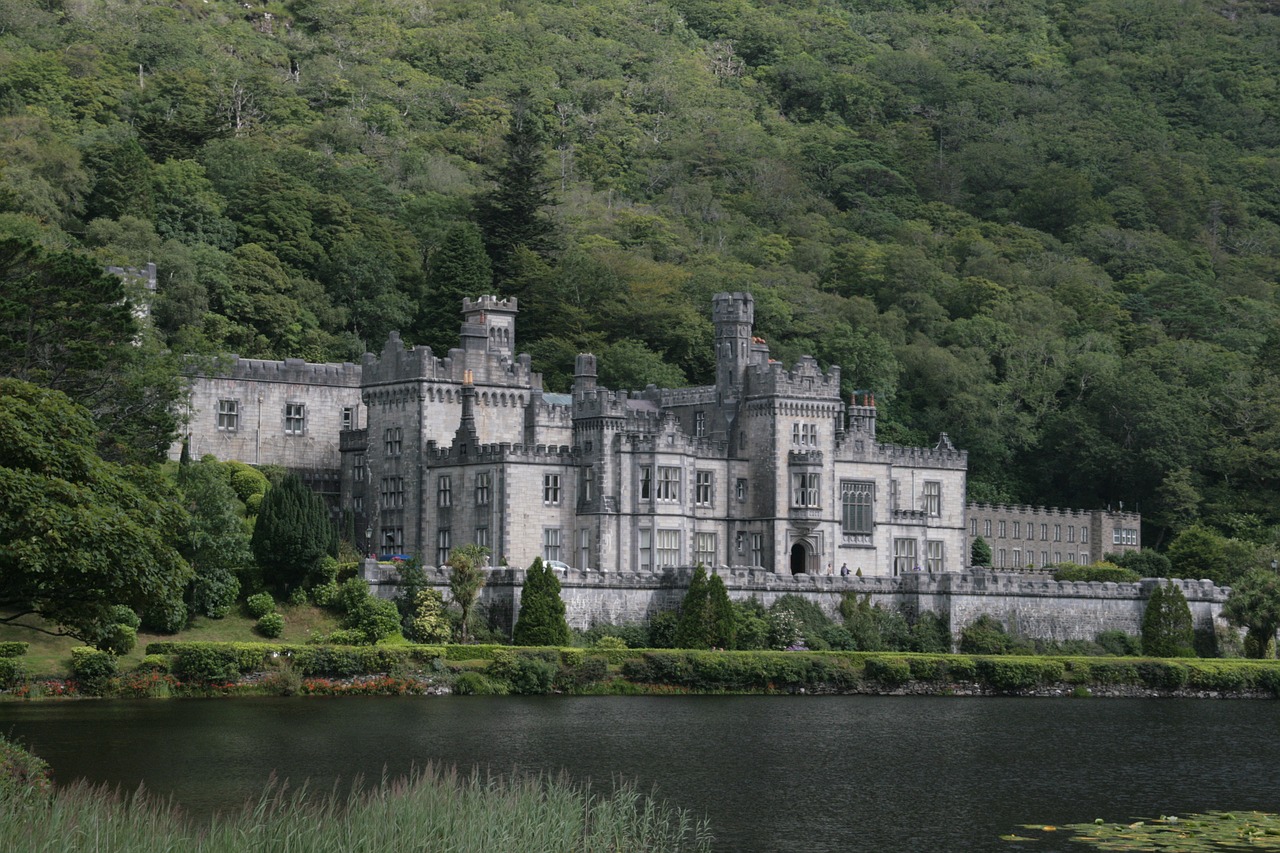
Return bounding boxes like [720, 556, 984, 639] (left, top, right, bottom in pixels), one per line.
[1, 605, 342, 678]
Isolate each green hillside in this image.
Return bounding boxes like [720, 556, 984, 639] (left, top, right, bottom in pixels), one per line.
[3, 0, 1280, 546]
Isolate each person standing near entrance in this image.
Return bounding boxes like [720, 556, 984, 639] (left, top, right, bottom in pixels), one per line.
[840, 562, 849, 577]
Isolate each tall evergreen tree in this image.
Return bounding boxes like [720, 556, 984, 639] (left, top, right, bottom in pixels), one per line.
[250, 473, 335, 593]
[970, 537, 992, 568]
[419, 222, 492, 354]
[1141, 581, 1195, 658]
[706, 572, 737, 650]
[513, 557, 571, 646]
[674, 565, 712, 649]
[178, 459, 247, 618]
[476, 93, 558, 286]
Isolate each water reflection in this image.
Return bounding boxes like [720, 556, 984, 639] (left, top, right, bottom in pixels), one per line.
[1, 696, 1276, 852]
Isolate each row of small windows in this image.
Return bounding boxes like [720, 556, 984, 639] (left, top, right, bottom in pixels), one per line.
[892, 539, 946, 575]
[432, 472, 493, 507]
[216, 400, 356, 435]
[972, 518, 1090, 544]
[994, 549, 1083, 569]
[636, 529, 726, 569]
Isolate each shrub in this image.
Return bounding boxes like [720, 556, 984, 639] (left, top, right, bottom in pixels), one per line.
[647, 611, 679, 648]
[452, 671, 507, 695]
[409, 589, 452, 644]
[581, 622, 648, 650]
[256, 612, 285, 638]
[110, 605, 141, 629]
[1053, 563, 1140, 583]
[513, 558, 572, 646]
[975, 657, 1063, 691]
[1142, 581, 1196, 657]
[485, 650, 557, 694]
[909, 611, 951, 653]
[0, 735, 51, 803]
[1137, 661, 1189, 689]
[70, 647, 118, 696]
[557, 656, 609, 691]
[98, 623, 138, 656]
[0, 658, 27, 689]
[0, 642, 28, 658]
[591, 635, 628, 651]
[959, 615, 1012, 655]
[864, 656, 911, 687]
[141, 598, 188, 634]
[172, 645, 240, 683]
[311, 580, 340, 607]
[135, 654, 170, 673]
[345, 596, 401, 644]
[246, 592, 276, 618]
[287, 587, 308, 606]
[1096, 630, 1142, 656]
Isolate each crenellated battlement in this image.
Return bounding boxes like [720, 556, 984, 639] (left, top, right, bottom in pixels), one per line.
[203, 355, 361, 386]
[462, 295, 518, 315]
[657, 385, 717, 409]
[745, 356, 841, 399]
[872, 441, 968, 468]
[361, 331, 538, 389]
[425, 440, 579, 465]
[969, 502, 1137, 521]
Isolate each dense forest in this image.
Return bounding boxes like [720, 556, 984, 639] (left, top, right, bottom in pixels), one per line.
[3, 0, 1280, 549]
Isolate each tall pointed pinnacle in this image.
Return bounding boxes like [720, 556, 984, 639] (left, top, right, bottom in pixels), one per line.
[454, 369, 480, 455]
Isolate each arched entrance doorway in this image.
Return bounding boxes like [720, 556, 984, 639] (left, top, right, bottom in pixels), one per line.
[790, 542, 809, 575]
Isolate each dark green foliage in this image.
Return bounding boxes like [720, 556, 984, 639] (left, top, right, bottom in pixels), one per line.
[477, 94, 558, 285]
[140, 598, 188, 635]
[674, 566, 712, 649]
[970, 536, 992, 568]
[1052, 564, 1141, 583]
[909, 611, 952, 653]
[959, 615, 1012, 655]
[730, 600, 769, 650]
[1223, 569, 1280, 658]
[647, 611, 679, 649]
[69, 646, 117, 696]
[250, 473, 336, 594]
[0, 642, 28, 658]
[344, 596, 401, 644]
[973, 658, 1064, 691]
[1095, 630, 1142, 657]
[0, 380, 191, 647]
[767, 594, 834, 650]
[420, 223, 492, 354]
[0, 659, 27, 689]
[171, 645, 242, 683]
[581, 622, 649, 650]
[513, 557, 571, 647]
[485, 649, 558, 694]
[245, 592, 276, 619]
[1108, 550, 1173, 578]
[0, 735, 51, 803]
[255, 612, 284, 638]
[1141, 581, 1196, 658]
[0, 240, 182, 463]
[839, 592, 912, 651]
[451, 671, 507, 695]
[864, 656, 911, 687]
[177, 459, 247, 618]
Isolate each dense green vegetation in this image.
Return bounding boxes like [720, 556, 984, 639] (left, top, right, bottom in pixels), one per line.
[4, 0, 1280, 553]
[0, 734, 713, 853]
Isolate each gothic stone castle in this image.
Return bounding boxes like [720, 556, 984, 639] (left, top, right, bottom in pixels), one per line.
[175, 292, 1138, 575]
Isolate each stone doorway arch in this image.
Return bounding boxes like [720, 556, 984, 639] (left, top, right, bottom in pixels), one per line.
[790, 541, 810, 575]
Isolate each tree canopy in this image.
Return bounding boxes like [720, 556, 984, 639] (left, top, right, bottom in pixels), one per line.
[249, 472, 336, 593]
[5, 0, 1280, 548]
[512, 556, 571, 646]
[0, 379, 191, 647]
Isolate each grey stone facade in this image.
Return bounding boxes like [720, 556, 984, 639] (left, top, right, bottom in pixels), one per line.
[173, 293, 1140, 583]
[966, 503, 1141, 569]
[362, 562, 1223, 643]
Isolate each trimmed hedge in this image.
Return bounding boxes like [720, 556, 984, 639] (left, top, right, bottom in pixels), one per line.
[0, 643, 29, 659]
[0, 659, 27, 689]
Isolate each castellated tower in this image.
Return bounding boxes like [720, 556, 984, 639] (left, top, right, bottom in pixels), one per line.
[462, 296, 518, 359]
[713, 292, 754, 400]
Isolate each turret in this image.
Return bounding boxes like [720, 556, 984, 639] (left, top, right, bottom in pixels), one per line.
[713, 292, 754, 397]
[574, 353, 598, 395]
[461, 296, 518, 359]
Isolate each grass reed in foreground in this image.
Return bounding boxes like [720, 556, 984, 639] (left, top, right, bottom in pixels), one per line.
[3, 763, 713, 853]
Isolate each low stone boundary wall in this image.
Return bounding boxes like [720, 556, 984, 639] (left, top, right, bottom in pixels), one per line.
[362, 562, 1231, 642]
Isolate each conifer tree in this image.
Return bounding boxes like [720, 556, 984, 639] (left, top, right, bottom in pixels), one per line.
[1141, 580, 1195, 657]
[476, 92, 558, 285]
[674, 565, 712, 649]
[513, 557, 571, 646]
[971, 536, 992, 568]
[706, 572, 737, 649]
[250, 473, 336, 594]
[419, 222, 492, 354]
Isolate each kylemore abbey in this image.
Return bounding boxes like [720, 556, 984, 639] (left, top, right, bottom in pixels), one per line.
[174, 292, 1140, 579]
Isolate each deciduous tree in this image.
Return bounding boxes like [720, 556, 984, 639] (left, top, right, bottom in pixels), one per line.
[447, 544, 489, 644]
[1223, 569, 1280, 659]
[0, 380, 191, 647]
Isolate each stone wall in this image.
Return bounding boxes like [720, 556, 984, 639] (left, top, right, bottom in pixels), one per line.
[362, 562, 1230, 644]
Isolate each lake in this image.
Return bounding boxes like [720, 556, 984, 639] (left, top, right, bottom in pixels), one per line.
[1, 695, 1277, 851]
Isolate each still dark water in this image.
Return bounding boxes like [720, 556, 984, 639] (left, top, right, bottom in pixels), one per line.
[1, 696, 1277, 852]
